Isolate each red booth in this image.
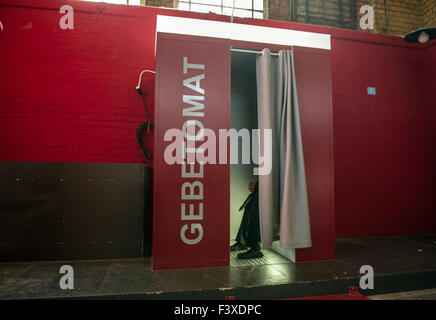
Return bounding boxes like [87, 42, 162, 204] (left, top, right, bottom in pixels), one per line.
[153, 16, 335, 270]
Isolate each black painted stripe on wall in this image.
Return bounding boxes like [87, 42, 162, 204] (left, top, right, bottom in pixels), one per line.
[0, 162, 147, 262]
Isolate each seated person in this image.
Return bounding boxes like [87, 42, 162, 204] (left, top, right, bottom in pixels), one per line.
[230, 181, 263, 259]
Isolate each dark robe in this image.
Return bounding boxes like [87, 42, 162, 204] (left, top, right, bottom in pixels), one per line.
[235, 182, 260, 250]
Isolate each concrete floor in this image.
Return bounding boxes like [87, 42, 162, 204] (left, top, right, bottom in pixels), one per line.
[0, 234, 435, 299]
[370, 288, 436, 300]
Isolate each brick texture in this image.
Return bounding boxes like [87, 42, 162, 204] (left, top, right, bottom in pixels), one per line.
[369, 0, 423, 36]
[269, 0, 291, 22]
[146, 0, 174, 8]
[0, 0, 158, 164]
[425, 43, 436, 221]
[331, 30, 434, 236]
[147, 0, 434, 36]
[290, 0, 356, 29]
[423, 0, 436, 26]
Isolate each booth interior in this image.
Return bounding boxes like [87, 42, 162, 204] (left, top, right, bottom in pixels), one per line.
[230, 49, 292, 267]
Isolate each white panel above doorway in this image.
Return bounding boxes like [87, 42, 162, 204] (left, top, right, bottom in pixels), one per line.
[156, 15, 331, 50]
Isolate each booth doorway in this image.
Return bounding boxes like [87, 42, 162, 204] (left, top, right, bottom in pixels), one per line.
[229, 49, 291, 267]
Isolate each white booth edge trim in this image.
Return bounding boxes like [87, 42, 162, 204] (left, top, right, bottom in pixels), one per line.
[156, 15, 331, 51]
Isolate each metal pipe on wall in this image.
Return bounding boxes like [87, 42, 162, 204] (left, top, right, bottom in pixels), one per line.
[231, 48, 279, 56]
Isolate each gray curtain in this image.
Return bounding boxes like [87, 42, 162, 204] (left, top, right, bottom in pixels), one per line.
[256, 49, 311, 249]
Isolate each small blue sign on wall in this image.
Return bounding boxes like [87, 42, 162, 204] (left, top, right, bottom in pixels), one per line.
[367, 87, 376, 95]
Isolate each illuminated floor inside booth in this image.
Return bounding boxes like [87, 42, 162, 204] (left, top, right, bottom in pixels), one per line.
[230, 249, 290, 267]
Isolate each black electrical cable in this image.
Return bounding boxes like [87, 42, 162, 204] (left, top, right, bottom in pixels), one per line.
[136, 120, 153, 165]
[136, 87, 153, 165]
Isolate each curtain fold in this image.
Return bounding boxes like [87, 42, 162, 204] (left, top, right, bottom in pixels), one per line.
[256, 49, 311, 249]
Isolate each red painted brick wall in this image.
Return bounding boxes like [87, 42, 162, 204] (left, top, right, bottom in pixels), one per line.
[425, 42, 436, 223]
[425, 43, 436, 134]
[0, 0, 434, 237]
[332, 29, 434, 236]
[0, 0, 162, 163]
